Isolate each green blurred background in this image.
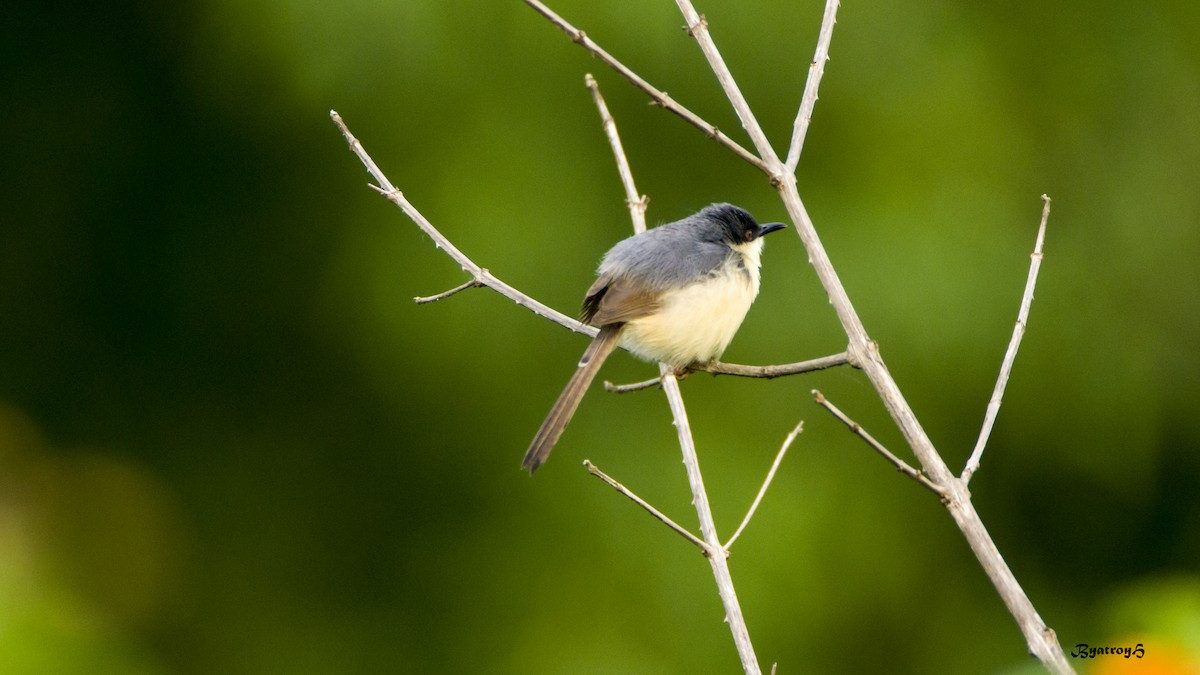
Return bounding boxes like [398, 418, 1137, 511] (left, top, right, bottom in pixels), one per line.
[3, 0, 1199, 673]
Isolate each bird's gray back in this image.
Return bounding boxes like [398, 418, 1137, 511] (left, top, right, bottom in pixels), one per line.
[597, 220, 732, 291]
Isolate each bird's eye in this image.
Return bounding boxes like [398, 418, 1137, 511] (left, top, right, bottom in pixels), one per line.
[745, 227, 756, 241]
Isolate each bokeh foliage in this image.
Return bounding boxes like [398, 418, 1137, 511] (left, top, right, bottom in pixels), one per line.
[2, 0, 1199, 672]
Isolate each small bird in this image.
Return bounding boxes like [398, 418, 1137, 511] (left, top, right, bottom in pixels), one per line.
[523, 203, 786, 473]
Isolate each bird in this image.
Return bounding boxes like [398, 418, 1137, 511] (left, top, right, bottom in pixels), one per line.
[522, 203, 786, 473]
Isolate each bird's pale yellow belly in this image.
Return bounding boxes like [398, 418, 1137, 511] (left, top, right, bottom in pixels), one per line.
[619, 260, 760, 369]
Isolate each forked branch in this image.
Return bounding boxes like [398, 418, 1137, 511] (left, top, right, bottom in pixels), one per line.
[522, 0, 770, 173]
[338, 0, 1072, 671]
[675, 0, 780, 166]
[522, 2, 1072, 671]
[330, 110, 595, 338]
[586, 74, 762, 675]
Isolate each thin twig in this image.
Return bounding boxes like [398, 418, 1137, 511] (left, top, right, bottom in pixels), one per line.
[784, 0, 840, 172]
[521, 0, 771, 174]
[707, 352, 851, 378]
[812, 391, 947, 499]
[330, 110, 596, 338]
[414, 278, 482, 304]
[603, 377, 662, 394]
[675, 0, 781, 169]
[962, 195, 1052, 484]
[724, 421, 803, 551]
[583, 460, 708, 552]
[603, 351, 852, 393]
[585, 74, 648, 232]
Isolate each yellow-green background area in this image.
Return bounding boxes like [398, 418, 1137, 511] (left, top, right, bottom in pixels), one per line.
[3, 1, 1198, 673]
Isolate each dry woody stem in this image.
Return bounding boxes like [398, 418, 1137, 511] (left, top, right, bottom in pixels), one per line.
[331, 111, 596, 338]
[785, 0, 840, 171]
[583, 460, 708, 551]
[659, 368, 760, 673]
[813, 390, 946, 499]
[605, 351, 851, 393]
[522, 0, 770, 173]
[724, 421, 803, 550]
[962, 195, 1052, 483]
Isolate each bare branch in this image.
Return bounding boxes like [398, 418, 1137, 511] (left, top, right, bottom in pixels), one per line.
[785, 0, 840, 171]
[603, 376, 662, 394]
[675, 1, 781, 168]
[330, 110, 596, 338]
[705, 352, 851, 378]
[521, 0, 771, 174]
[812, 390, 947, 499]
[585, 74, 648, 232]
[604, 351, 852, 393]
[724, 421, 803, 551]
[414, 278, 482, 304]
[962, 195, 1052, 483]
[583, 460, 709, 552]
[660, 369, 761, 673]
[773, 155, 1071, 672]
[769, 177, 1068, 669]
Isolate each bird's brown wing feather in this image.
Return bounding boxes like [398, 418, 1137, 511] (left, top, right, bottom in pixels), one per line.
[582, 274, 661, 326]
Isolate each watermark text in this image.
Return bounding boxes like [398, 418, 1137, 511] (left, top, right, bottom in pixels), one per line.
[1071, 643, 1145, 659]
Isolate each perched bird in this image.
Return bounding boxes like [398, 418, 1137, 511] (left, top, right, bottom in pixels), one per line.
[523, 203, 786, 473]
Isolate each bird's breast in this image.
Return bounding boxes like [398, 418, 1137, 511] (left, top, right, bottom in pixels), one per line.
[619, 253, 761, 369]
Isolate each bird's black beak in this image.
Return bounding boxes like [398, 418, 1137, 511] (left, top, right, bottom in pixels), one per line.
[759, 222, 787, 236]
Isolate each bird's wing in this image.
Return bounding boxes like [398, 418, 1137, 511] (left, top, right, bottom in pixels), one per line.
[581, 273, 661, 326]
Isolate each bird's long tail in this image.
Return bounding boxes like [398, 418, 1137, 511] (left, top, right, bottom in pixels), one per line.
[522, 324, 622, 474]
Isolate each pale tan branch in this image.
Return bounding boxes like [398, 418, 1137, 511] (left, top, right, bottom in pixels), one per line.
[603, 351, 851, 393]
[724, 421, 803, 551]
[785, 0, 840, 171]
[660, 369, 761, 673]
[330, 110, 596, 338]
[812, 390, 947, 499]
[602, 377, 663, 394]
[706, 352, 851, 378]
[675, 0, 781, 168]
[583, 460, 708, 552]
[962, 195, 1052, 484]
[521, 0, 771, 174]
[778, 171, 1072, 672]
[585, 74, 648, 232]
[414, 278, 482, 304]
